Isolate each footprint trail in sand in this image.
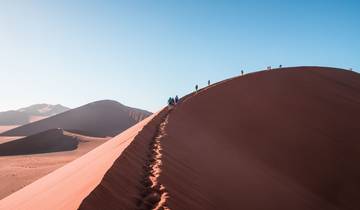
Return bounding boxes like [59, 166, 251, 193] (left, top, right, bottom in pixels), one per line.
[138, 114, 170, 210]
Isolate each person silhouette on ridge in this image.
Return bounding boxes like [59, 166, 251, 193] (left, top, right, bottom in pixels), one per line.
[195, 84, 198, 92]
[168, 97, 173, 106]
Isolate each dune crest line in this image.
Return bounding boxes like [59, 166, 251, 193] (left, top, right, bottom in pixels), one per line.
[138, 114, 170, 210]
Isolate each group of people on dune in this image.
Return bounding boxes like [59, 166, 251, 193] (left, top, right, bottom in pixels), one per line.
[267, 65, 283, 70]
[168, 95, 179, 107]
[168, 72, 249, 108]
[195, 79, 211, 93]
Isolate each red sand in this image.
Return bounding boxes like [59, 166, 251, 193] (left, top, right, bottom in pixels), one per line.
[0, 126, 18, 134]
[80, 67, 360, 210]
[157, 67, 360, 209]
[2, 66, 360, 210]
[0, 129, 104, 156]
[0, 131, 108, 199]
[0, 136, 23, 145]
[79, 109, 168, 210]
[0, 113, 155, 209]
[2, 100, 151, 137]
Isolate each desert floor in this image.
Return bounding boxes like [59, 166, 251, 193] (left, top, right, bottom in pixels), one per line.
[0, 135, 107, 199]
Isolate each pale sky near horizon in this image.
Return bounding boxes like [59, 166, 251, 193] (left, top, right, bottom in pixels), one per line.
[0, 0, 359, 112]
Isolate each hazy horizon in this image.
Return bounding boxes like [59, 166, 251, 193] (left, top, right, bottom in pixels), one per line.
[1, 0, 359, 112]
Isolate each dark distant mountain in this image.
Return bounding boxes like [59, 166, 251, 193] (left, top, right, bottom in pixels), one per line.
[0, 104, 70, 125]
[1, 100, 152, 137]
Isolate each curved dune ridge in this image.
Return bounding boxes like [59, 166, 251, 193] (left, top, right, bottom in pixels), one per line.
[1, 100, 151, 137]
[158, 66, 360, 209]
[1, 66, 360, 210]
[79, 109, 169, 210]
[79, 66, 360, 210]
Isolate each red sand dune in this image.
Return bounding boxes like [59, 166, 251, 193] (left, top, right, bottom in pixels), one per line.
[80, 67, 360, 210]
[0, 114, 155, 210]
[1, 66, 360, 210]
[158, 67, 360, 210]
[2, 100, 151, 137]
[0, 126, 18, 134]
[79, 110, 168, 210]
[0, 130, 108, 199]
[0, 136, 23, 145]
[0, 129, 105, 156]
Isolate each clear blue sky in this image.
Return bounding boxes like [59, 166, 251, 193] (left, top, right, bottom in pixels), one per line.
[0, 0, 359, 112]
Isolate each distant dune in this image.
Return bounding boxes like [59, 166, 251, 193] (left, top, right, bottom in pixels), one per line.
[0, 136, 23, 145]
[0, 125, 19, 134]
[0, 113, 155, 209]
[18, 104, 70, 117]
[0, 129, 99, 156]
[1, 100, 151, 137]
[0, 100, 150, 200]
[0, 104, 69, 126]
[0, 130, 108, 200]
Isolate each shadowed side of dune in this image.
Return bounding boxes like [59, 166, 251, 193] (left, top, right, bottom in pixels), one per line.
[78, 109, 168, 210]
[64, 129, 108, 138]
[0, 129, 79, 156]
[157, 67, 360, 210]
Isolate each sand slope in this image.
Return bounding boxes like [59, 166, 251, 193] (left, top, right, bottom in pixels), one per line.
[2, 100, 151, 137]
[2, 66, 359, 210]
[79, 109, 168, 210]
[0, 131, 108, 199]
[0, 129, 80, 156]
[157, 67, 360, 209]
[80, 66, 360, 210]
[0, 129, 108, 156]
[0, 114, 155, 210]
[0, 126, 18, 134]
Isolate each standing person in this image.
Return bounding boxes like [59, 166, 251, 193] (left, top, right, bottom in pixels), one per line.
[168, 97, 175, 110]
[175, 95, 179, 104]
[241, 70, 244, 76]
[208, 80, 211, 86]
[279, 65, 282, 68]
[195, 84, 198, 92]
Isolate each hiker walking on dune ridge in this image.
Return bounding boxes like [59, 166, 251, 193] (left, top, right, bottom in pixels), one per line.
[195, 84, 198, 92]
[241, 70, 244, 76]
[208, 80, 211, 86]
[168, 97, 174, 106]
[175, 95, 179, 104]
